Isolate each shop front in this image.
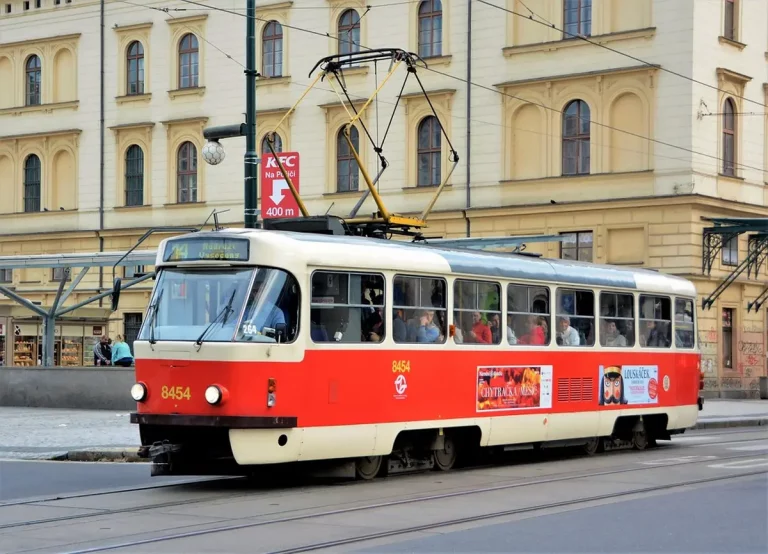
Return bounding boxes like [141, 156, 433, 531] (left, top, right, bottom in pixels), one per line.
[3, 305, 112, 367]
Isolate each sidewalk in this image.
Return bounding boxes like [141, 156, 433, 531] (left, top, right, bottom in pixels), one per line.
[693, 398, 768, 430]
[0, 407, 139, 461]
[0, 401, 766, 462]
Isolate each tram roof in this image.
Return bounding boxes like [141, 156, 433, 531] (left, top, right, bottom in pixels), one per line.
[159, 229, 698, 297]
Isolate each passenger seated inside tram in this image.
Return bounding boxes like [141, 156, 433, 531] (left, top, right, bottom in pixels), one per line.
[363, 294, 384, 342]
[602, 319, 627, 347]
[641, 319, 670, 347]
[557, 316, 580, 346]
[518, 315, 546, 345]
[310, 313, 329, 342]
[415, 309, 442, 343]
[464, 311, 492, 344]
[506, 314, 517, 344]
[392, 308, 407, 342]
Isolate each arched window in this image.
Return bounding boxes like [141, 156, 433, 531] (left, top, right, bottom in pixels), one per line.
[418, 0, 442, 58]
[562, 100, 590, 176]
[25, 55, 41, 106]
[178, 33, 199, 89]
[23, 154, 41, 213]
[177, 141, 198, 203]
[125, 145, 144, 206]
[417, 116, 441, 187]
[723, 97, 736, 176]
[261, 133, 283, 156]
[262, 21, 283, 78]
[336, 126, 360, 192]
[563, 0, 592, 37]
[338, 9, 361, 57]
[126, 41, 144, 95]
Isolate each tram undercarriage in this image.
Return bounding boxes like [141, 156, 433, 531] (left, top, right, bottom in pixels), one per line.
[137, 414, 685, 480]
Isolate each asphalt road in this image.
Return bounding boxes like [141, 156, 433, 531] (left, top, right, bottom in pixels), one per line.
[362, 474, 768, 553]
[0, 460, 208, 502]
[0, 428, 765, 554]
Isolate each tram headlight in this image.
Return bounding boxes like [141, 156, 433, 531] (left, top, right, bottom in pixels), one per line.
[205, 385, 223, 405]
[130, 382, 147, 402]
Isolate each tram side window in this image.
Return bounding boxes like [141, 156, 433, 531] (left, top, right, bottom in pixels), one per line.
[556, 289, 594, 346]
[454, 279, 502, 345]
[600, 292, 635, 348]
[310, 271, 385, 343]
[675, 298, 695, 348]
[639, 295, 672, 348]
[506, 284, 550, 346]
[392, 275, 446, 344]
[236, 268, 300, 343]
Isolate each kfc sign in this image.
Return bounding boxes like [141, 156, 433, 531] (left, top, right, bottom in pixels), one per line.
[261, 152, 300, 219]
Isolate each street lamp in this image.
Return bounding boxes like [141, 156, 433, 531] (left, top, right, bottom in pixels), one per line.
[202, 0, 259, 229]
[201, 139, 226, 165]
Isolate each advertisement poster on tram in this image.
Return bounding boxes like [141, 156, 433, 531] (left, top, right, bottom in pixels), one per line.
[476, 365, 553, 412]
[598, 365, 659, 406]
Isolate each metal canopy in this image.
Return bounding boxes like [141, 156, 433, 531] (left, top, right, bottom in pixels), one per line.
[0, 250, 157, 269]
[700, 217, 768, 310]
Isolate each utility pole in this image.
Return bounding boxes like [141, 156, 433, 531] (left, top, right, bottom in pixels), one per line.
[201, 0, 260, 228]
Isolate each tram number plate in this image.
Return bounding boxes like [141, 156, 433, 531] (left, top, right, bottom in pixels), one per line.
[161, 386, 192, 400]
[392, 360, 411, 373]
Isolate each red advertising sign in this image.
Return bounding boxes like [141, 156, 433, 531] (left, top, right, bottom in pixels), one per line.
[261, 151, 300, 219]
[476, 365, 553, 411]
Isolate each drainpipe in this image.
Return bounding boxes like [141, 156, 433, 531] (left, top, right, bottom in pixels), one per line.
[98, 0, 105, 305]
[465, 0, 472, 237]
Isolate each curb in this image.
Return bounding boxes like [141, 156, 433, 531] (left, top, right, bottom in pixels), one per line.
[49, 448, 146, 463]
[691, 417, 768, 430]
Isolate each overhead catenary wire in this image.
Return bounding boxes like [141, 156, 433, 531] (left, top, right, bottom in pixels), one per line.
[57, 0, 763, 177]
[476, 0, 768, 111]
[168, 0, 768, 175]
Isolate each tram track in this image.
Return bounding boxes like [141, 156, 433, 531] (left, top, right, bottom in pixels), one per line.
[266, 470, 768, 554]
[1, 442, 765, 533]
[15, 449, 765, 554]
[2, 433, 765, 533]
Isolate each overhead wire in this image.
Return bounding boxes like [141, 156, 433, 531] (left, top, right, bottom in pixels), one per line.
[476, 0, 768, 111]
[34, 0, 763, 176]
[179, 0, 767, 175]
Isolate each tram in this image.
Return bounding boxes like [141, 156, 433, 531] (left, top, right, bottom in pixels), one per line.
[128, 224, 702, 479]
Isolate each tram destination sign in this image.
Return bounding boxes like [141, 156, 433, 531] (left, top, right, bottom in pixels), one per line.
[163, 237, 250, 262]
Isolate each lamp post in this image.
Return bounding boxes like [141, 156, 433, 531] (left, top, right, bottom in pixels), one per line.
[201, 0, 259, 229]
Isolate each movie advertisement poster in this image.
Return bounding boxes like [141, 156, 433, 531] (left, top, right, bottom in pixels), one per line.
[598, 365, 659, 406]
[476, 365, 553, 412]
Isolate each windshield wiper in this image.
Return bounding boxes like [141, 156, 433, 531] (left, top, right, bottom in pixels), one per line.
[148, 289, 164, 345]
[195, 288, 237, 348]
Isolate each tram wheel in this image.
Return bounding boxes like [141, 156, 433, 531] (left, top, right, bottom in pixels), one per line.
[582, 437, 602, 456]
[433, 435, 457, 471]
[355, 456, 383, 480]
[632, 429, 649, 450]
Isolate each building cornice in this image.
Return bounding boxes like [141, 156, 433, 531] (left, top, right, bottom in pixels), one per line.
[0, 33, 81, 49]
[494, 64, 659, 89]
[0, 128, 82, 141]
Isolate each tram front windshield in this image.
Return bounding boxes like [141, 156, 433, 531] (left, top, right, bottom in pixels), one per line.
[137, 267, 297, 343]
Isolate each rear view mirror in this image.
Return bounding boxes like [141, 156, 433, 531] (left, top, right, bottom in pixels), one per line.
[111, 277, 122, 311]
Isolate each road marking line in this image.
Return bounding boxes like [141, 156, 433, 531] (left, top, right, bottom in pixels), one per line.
[708, 457, 768, 469]
[638, 455, 718, 466]
[727, 445, 768, 452]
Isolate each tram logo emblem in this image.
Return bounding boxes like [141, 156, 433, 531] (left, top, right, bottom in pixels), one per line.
[394, 374, 408, 399]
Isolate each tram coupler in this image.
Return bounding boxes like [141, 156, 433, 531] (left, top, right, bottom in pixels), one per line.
[147, 440, 183, 476]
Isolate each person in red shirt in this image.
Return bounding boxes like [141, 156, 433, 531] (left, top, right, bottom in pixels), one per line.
[518, 315, 546, 345]
[467, 311, 492, 344]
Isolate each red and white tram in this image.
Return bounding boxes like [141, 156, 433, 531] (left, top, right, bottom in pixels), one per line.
[129, 226, 702, 478]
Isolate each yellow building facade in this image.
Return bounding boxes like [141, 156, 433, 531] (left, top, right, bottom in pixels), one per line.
[0, 0, 767, 396]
